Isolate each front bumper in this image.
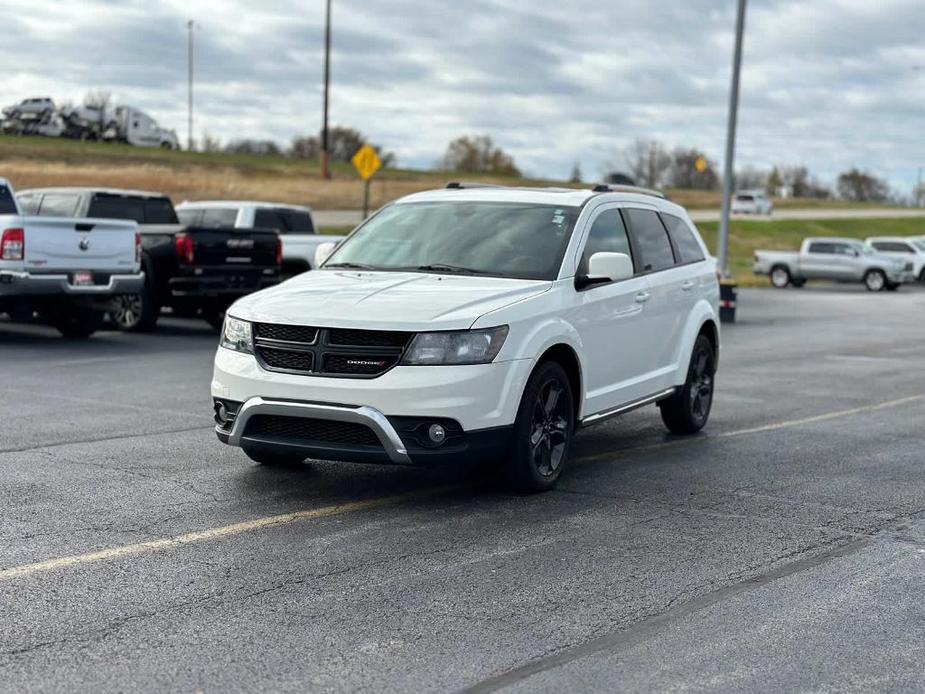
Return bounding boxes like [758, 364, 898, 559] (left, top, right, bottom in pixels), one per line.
[212, 349, 533, 465]
[0, 270, 145, 297]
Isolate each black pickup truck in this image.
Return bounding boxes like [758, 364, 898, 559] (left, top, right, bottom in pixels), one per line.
[17, 187, 281, 330]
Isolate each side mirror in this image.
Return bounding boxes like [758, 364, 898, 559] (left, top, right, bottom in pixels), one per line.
[578, 252, 634, 289]
[314, 242, 336, 267]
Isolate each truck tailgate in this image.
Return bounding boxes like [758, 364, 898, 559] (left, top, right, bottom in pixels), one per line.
[186, 227, 279, 267]
[23, 217, 138, 273]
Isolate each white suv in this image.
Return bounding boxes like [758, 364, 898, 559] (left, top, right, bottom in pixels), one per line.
[212, 184, 720, 491]
[731, 190, 773, 215]
[866, 236, 925, 284]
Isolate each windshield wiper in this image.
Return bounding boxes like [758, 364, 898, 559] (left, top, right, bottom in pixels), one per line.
[325, 262, 379, 270]
[406, 263, 488, 275]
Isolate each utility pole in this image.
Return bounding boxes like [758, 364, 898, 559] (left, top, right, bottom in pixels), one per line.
[187, 19, 194, 152]
[717, 0, 747, 276]
[321, 0, 332, 179]
[917, 167, 922, 208]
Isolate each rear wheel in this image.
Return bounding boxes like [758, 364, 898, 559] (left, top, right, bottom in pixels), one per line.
[110, 272, 159, 332]
[864, 269, 886, 292]
[243, 447, 306, 467]
[770, 265, 791, 288]
[659, 334, 715, 435]
[504, 361, 575, 493]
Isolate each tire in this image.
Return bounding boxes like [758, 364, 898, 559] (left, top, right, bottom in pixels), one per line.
[770, 265, 791, 288]
[659, 334, 716, 435]
[504, 361, 575, 493]
[864, 269, 886, 292]
[110, 272, 159, 332]
[243, 447, 306, 467]
[790, 278, 806, 288]
[54, 307, 101, 339]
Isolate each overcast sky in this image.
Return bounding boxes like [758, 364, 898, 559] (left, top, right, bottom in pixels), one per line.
[2, 0, 923, 191]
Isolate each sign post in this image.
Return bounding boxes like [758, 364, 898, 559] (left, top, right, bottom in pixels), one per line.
[351, 144, 382, 219]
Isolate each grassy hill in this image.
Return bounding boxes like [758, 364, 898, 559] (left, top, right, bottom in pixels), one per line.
[0, 135, 891, 213]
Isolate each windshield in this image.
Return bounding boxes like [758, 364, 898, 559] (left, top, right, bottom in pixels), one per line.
[913, 240, 925, 252]
[325, 201, 578, 280]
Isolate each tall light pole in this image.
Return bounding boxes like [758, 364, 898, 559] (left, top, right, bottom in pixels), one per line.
[717, 0, 747, 276]
[187, 19, 194, 151]
[321, 0, 332, 179]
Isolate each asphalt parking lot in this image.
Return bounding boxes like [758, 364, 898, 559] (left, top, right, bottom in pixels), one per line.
[1, 286, 924, 692]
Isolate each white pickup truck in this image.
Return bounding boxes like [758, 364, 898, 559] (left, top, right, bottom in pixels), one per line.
[0, 178, 143, 337]
[753, 237, 915, 291]
[176, 201, 346, 279]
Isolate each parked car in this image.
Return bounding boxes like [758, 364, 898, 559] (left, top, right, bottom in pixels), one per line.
[0, 178, 143, 337]
[176, 201, 346, 279]
[17, 188, 281, 330]
[866, 236, 925, 283]
[212, 183, 720, 491]
[754, 237, 915, 291]
[731, 190, 774, 215]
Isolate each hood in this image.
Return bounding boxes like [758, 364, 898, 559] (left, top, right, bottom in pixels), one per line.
[229, 270, 551, 331]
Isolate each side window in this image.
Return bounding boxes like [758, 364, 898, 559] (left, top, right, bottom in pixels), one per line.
[662, 213, 705, 264]
[832, 244, 856, 256]
[200, 208, 238, 227]
[176, 209, 203, 226]
[808, 242, 833, 254]
[38, 194, 79, 217]
[578, 209, 634, 276]
[254, 209, 285, 232]
[280, 210, 315, 233]
[625, 208, 675, 272]
[0, 185, 27, 214]
[14, 192, 38, 215]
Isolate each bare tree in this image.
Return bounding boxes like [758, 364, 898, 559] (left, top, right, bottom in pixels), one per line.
[200, 132, 222, 153]
[837, 168, 890, 202]
[288, 126, 395, 167]
[569, 162, 583, 184]
[441, 135, 521, 177]
[618, 139, 671, 188]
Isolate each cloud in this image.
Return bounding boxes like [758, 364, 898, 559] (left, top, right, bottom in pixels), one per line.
[0, 0, 921, 191]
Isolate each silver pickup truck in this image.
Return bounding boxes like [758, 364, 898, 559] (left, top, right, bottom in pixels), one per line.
[754, 237, 915, 291]
[0, 178, 142, 336]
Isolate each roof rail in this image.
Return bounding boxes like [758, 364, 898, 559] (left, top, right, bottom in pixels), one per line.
[445, 181, 505, 190]
[592, 184, 666, 199]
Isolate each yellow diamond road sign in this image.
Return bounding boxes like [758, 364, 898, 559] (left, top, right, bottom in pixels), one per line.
[352, 144, 382, 181]
[695, 156, 708, 173]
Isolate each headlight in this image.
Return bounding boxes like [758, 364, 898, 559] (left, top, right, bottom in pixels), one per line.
[401, 326, 509, 366]
[221, 316, 253, 353]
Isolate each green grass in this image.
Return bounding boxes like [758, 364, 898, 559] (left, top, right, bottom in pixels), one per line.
[695, 217, 925, 286]
[318, 226, 354, 236]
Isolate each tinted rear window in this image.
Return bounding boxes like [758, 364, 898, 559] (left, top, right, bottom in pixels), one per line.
[0, 186, 18, 214]
[625, 208, 675, 272]
[662, 213, 705, 264]
[254, 208, 314, 234]
[88, 194, 178, 224]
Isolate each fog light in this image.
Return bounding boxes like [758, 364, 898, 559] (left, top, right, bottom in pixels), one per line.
[214, 402, 229, 424]
[428, 423, 446, 445]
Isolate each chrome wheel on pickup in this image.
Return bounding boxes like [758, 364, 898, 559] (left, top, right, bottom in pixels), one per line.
[110, 294, 144, 330]
[506, 361, 574, 492]
[770, 265, 791, 288]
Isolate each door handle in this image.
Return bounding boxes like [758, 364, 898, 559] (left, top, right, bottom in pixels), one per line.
[681, 280, 695, 291]
[634, 291, 651, 304]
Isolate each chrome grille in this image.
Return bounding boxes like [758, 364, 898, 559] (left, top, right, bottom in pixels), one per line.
[253, 323, 412, 378]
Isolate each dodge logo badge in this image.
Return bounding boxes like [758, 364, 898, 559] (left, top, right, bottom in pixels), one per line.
[346, 359, 387, 368]
[78, 236, 90, 251]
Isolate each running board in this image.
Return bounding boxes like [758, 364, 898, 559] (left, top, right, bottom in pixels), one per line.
[580, 388, 677, 427]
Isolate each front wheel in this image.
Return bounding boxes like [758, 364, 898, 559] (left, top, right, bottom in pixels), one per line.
[770, 265, 791, 288]
[864, 269, 886, 292]
[504, 361, 575, 492]
[659, 334, 716, 435]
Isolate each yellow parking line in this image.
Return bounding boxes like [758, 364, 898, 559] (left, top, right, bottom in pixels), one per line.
[0, 487, 451, 582]
[2, 394, 921, 582]
[573, 393, 925, 464]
